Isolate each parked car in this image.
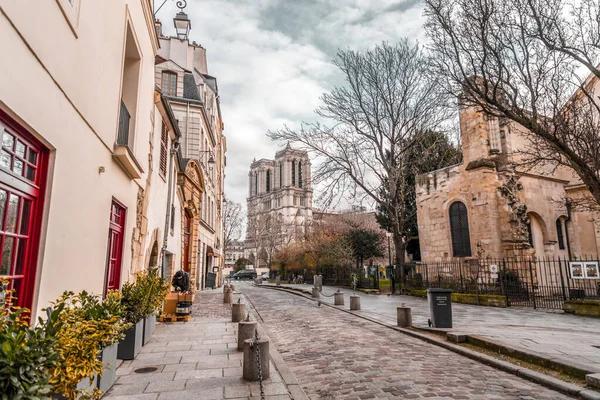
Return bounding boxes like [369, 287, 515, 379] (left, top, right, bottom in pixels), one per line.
[261, 272, 270, 281]
[233, 270, 257, 280]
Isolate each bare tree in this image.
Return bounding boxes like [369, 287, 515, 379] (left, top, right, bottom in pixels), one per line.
[268, 41, 452, 285]
[223, 198, 244, 260]
[424, 0, 600, 208]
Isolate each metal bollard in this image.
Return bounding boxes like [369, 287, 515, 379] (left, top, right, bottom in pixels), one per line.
[350, 295, 360, 310]
[243, 337, 270, 381]
[312, 287, 320, 298]
[232, 302, 246, 323]
[334, 291, 344, 306]
[397, 306, 412, 327]
[237, 320, 257, 351]
[223, 287, 233, 304]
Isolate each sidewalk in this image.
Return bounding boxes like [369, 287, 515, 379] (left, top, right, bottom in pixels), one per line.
[104, 290, 293, 400]
[269, 283, 600, 376]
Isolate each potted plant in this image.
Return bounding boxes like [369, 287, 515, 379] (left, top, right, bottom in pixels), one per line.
[49, 290, 129, 400]
[49, 291, 129, 400]
[117, 280, 146, 360]
[137, 269, 170, 345]
[0, 281, 61, 400]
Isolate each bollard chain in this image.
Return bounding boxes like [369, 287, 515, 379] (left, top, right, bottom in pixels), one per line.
[250, 330, 265, 400]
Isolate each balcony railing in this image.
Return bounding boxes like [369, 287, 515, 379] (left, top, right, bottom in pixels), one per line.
[117, 100, 131, 146]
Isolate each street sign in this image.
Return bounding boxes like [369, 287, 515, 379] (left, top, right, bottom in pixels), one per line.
[490, 264, 499, 279]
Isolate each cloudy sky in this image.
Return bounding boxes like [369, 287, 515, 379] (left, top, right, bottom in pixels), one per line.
[156, 0, 427, 209]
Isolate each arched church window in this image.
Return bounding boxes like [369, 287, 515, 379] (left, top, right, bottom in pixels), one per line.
[556, 218, 565, 250]
[449, 202, 472, 257]
[298, 161, 303, 188]
[292, 160, 296, 186]
[266, 170, 271, 192]
[254, 173, 258, 195]
[279, 163, 283, 187]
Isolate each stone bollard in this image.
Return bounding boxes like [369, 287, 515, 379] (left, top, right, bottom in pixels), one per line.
[276, 276, 281, 286]
[229, 284, 235, 292]
[232, 303, 246, 323]
[311, 287, 320, 298]
[243, 338, 270, 381]
[397, 306, 412, 328]
[237, 320, 258, 351]
[350, 295, 360, 310]
[334, 291, 344, 306]
[223, 287, 233, 304]
[313, 275, 322, 291]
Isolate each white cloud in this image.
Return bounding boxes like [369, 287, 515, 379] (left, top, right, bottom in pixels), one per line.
[156, 0, 425, 210]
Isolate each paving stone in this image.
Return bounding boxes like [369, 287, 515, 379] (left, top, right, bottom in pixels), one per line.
[104, 382, 149, 395]
[174, 368, 223, 380]
[245, 285, 573, 400]
[144, 379, 186, 393]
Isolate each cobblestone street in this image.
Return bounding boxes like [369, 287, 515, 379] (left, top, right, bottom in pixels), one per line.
[244, 284, 572, 400]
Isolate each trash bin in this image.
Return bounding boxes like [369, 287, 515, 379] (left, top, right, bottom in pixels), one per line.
[426, 288, 452, 328]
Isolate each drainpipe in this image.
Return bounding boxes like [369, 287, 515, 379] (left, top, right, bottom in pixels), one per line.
[565, 200, 573, 260]
[160, 139, 180, 281]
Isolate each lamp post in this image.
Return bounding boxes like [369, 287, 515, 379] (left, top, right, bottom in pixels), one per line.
[386, 232, 394, 294]
[173, 10, 191, 40]
[198, 150, 216, 168]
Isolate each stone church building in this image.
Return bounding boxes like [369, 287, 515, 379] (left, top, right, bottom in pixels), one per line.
[245, 144, 313, 266]
[416, 102, 600, 263]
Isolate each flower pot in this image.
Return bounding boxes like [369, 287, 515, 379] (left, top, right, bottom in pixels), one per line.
[52, 376, 96, 399]
[143, 314, 156, 345]
[97, 342, 118, 393]
[117, 319, 143, 360]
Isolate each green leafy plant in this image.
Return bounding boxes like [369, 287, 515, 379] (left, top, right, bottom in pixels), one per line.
[121, 280, 146, 324]
[0, 282, 62, 400]
[49, 290, 130, 400]
[136, 269, 170, 316]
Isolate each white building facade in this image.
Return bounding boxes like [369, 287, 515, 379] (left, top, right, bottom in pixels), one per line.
[0, 0, 160, 317]
[155, 22, 226, 289]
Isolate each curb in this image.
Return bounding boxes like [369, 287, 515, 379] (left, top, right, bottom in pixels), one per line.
[257, 284, 600, 400]
[241, 291, 310, 400]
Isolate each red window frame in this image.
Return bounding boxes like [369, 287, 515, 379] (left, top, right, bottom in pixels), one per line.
[104, 200, 126, 293]
[0, 109, 48, 311]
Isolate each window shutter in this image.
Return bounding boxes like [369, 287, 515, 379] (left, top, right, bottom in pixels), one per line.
[159, 123, 168, 176]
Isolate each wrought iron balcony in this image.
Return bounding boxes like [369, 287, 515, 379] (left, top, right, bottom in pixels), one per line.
[117, 100, 131, 146]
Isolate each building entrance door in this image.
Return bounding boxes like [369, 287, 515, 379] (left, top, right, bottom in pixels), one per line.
[0, 111, 48, 310]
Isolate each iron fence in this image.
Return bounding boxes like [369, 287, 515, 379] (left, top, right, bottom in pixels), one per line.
[404, 256, 600, 309]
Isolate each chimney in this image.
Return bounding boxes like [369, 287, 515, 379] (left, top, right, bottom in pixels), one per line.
[155, 19, 163, 38]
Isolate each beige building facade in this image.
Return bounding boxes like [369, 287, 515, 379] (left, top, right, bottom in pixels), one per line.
[0, 0, 160, 317]
[246, 145, 313, 266]
[155, 21, 226, 289]
[416, 103, 600, 263]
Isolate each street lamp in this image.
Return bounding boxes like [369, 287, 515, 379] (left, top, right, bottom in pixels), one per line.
[173, 10, 191, 40]
[199, 150, 216, 168]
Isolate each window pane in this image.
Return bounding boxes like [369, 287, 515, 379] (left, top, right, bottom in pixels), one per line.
[28, 150, 38, 165]
[15, 141, 25, 158]
[14, 238, 25, 275]
[5, 194, 19, 233]
[2, 236, 14, 275]
[0, 190, 6, 227]
[26, 166, 35, 181]
[19, 199, 31, 235]
[2, 133, 14, 150]
[13, 159, 23, 176]
[0, 150, 11, 169]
